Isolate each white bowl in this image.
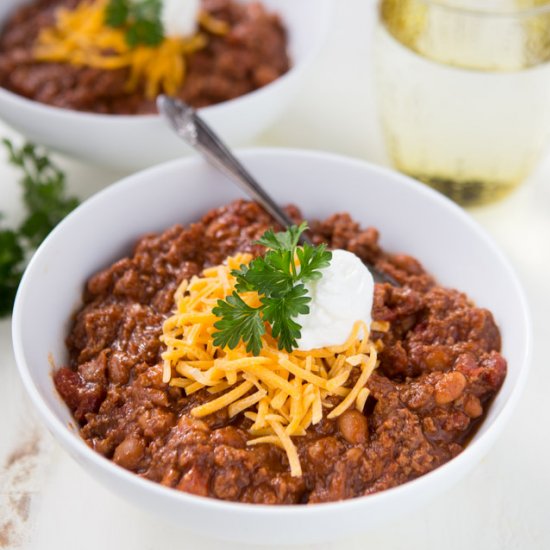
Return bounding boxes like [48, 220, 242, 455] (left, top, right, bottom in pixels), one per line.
[12, 149, 531, 545]
[0, 0, 331, 170]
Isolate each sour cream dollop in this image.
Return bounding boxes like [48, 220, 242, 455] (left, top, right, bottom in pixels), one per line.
[161, 0, 200, 38]
[295, 249, 374, 351]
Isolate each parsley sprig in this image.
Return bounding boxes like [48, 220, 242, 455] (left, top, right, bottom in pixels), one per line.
[0, 140, 78, 317]
[105, 0, 164, 47]
[0, 226, 24, 317]
[212, 223, 332, 355]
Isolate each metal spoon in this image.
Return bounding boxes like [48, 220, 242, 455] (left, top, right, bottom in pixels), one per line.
[157, 95, 396, 285]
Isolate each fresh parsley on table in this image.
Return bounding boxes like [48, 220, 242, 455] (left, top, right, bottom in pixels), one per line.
[0, 226, 24, 317]
[0, 140, 79, 317]
[212, 223, 332, 355]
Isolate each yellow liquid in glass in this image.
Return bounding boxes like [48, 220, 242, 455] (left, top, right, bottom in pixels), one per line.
[376, 0, 550, 205]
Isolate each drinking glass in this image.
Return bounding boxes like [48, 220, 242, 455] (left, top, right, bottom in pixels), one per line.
[374, 0, 550, 206]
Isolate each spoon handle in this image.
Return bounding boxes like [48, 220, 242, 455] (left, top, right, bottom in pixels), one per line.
[157, 95, 298, 232]
[157, 95, 397, 285]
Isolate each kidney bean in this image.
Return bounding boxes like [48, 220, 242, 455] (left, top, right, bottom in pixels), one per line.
[337, 410, 369, 445]
[435, 372, 467, 405]
[463, 394, 483, 418]
[113, 435, 145, 471]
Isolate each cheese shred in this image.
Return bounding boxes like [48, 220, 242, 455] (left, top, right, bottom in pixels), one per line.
[161, 254, 382, 477]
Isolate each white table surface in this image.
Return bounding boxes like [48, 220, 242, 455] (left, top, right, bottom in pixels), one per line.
[1, 1, 549, 549]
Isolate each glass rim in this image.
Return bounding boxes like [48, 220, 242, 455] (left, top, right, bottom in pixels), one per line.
[418, 0, 550, 18]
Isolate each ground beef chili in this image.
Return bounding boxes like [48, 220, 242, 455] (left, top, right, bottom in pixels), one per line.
[0, 0, 289, 114]
[54, 200, 507, 504]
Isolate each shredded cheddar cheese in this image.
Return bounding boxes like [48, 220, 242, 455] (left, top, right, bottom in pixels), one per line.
[160, 254, 383, 477]
[33, 1, 227, 99]
[197, 10, 230, 36]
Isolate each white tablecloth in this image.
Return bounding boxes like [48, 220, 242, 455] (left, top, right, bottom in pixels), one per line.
[1, 1, 549, 548]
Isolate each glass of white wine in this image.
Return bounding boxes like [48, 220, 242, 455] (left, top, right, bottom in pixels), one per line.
[375, 0, 550, 206]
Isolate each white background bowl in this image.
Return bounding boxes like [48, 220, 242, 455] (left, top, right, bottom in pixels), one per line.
[12, 149, 531, 545]
[0, 0, 331, 170]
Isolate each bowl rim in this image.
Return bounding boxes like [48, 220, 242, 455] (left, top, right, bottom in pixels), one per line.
[11, 147, 533, 517]
[0, 0, 333, 124]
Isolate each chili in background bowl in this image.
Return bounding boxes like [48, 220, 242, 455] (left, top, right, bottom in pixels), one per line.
[12, 149, 531, 545]
[0, 0, 331, 171]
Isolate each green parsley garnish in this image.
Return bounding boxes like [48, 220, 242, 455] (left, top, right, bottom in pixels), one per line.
[212, 223, 332, 356]
[105, 0, 164, 47]
[0, 139, 79, 317]
[0, 226, 24, 317]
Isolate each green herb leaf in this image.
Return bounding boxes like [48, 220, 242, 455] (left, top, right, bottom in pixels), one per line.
[106, 0, 164, 47]
[4, 140, 79, 248]
[104, 0, 128, 27]
[0, 228, 24, 317]
[212, 292, 265, 356]
[0, 139, 78, 317]
[131, 0, 163, 23]
[295, 242, 332, 283]
[125, 19, 164, 47]
[232, 256, 293, 297]
[261, 284, 310, 353]
[212, 223, 332, 355]
[256, 221, 308, 253]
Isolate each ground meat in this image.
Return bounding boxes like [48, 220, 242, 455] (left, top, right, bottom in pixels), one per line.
[0, 0, 289, 113]
[53, 200, 507, 504]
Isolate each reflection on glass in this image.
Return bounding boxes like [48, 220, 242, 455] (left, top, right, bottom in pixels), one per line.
[375, 0, 550, 206]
